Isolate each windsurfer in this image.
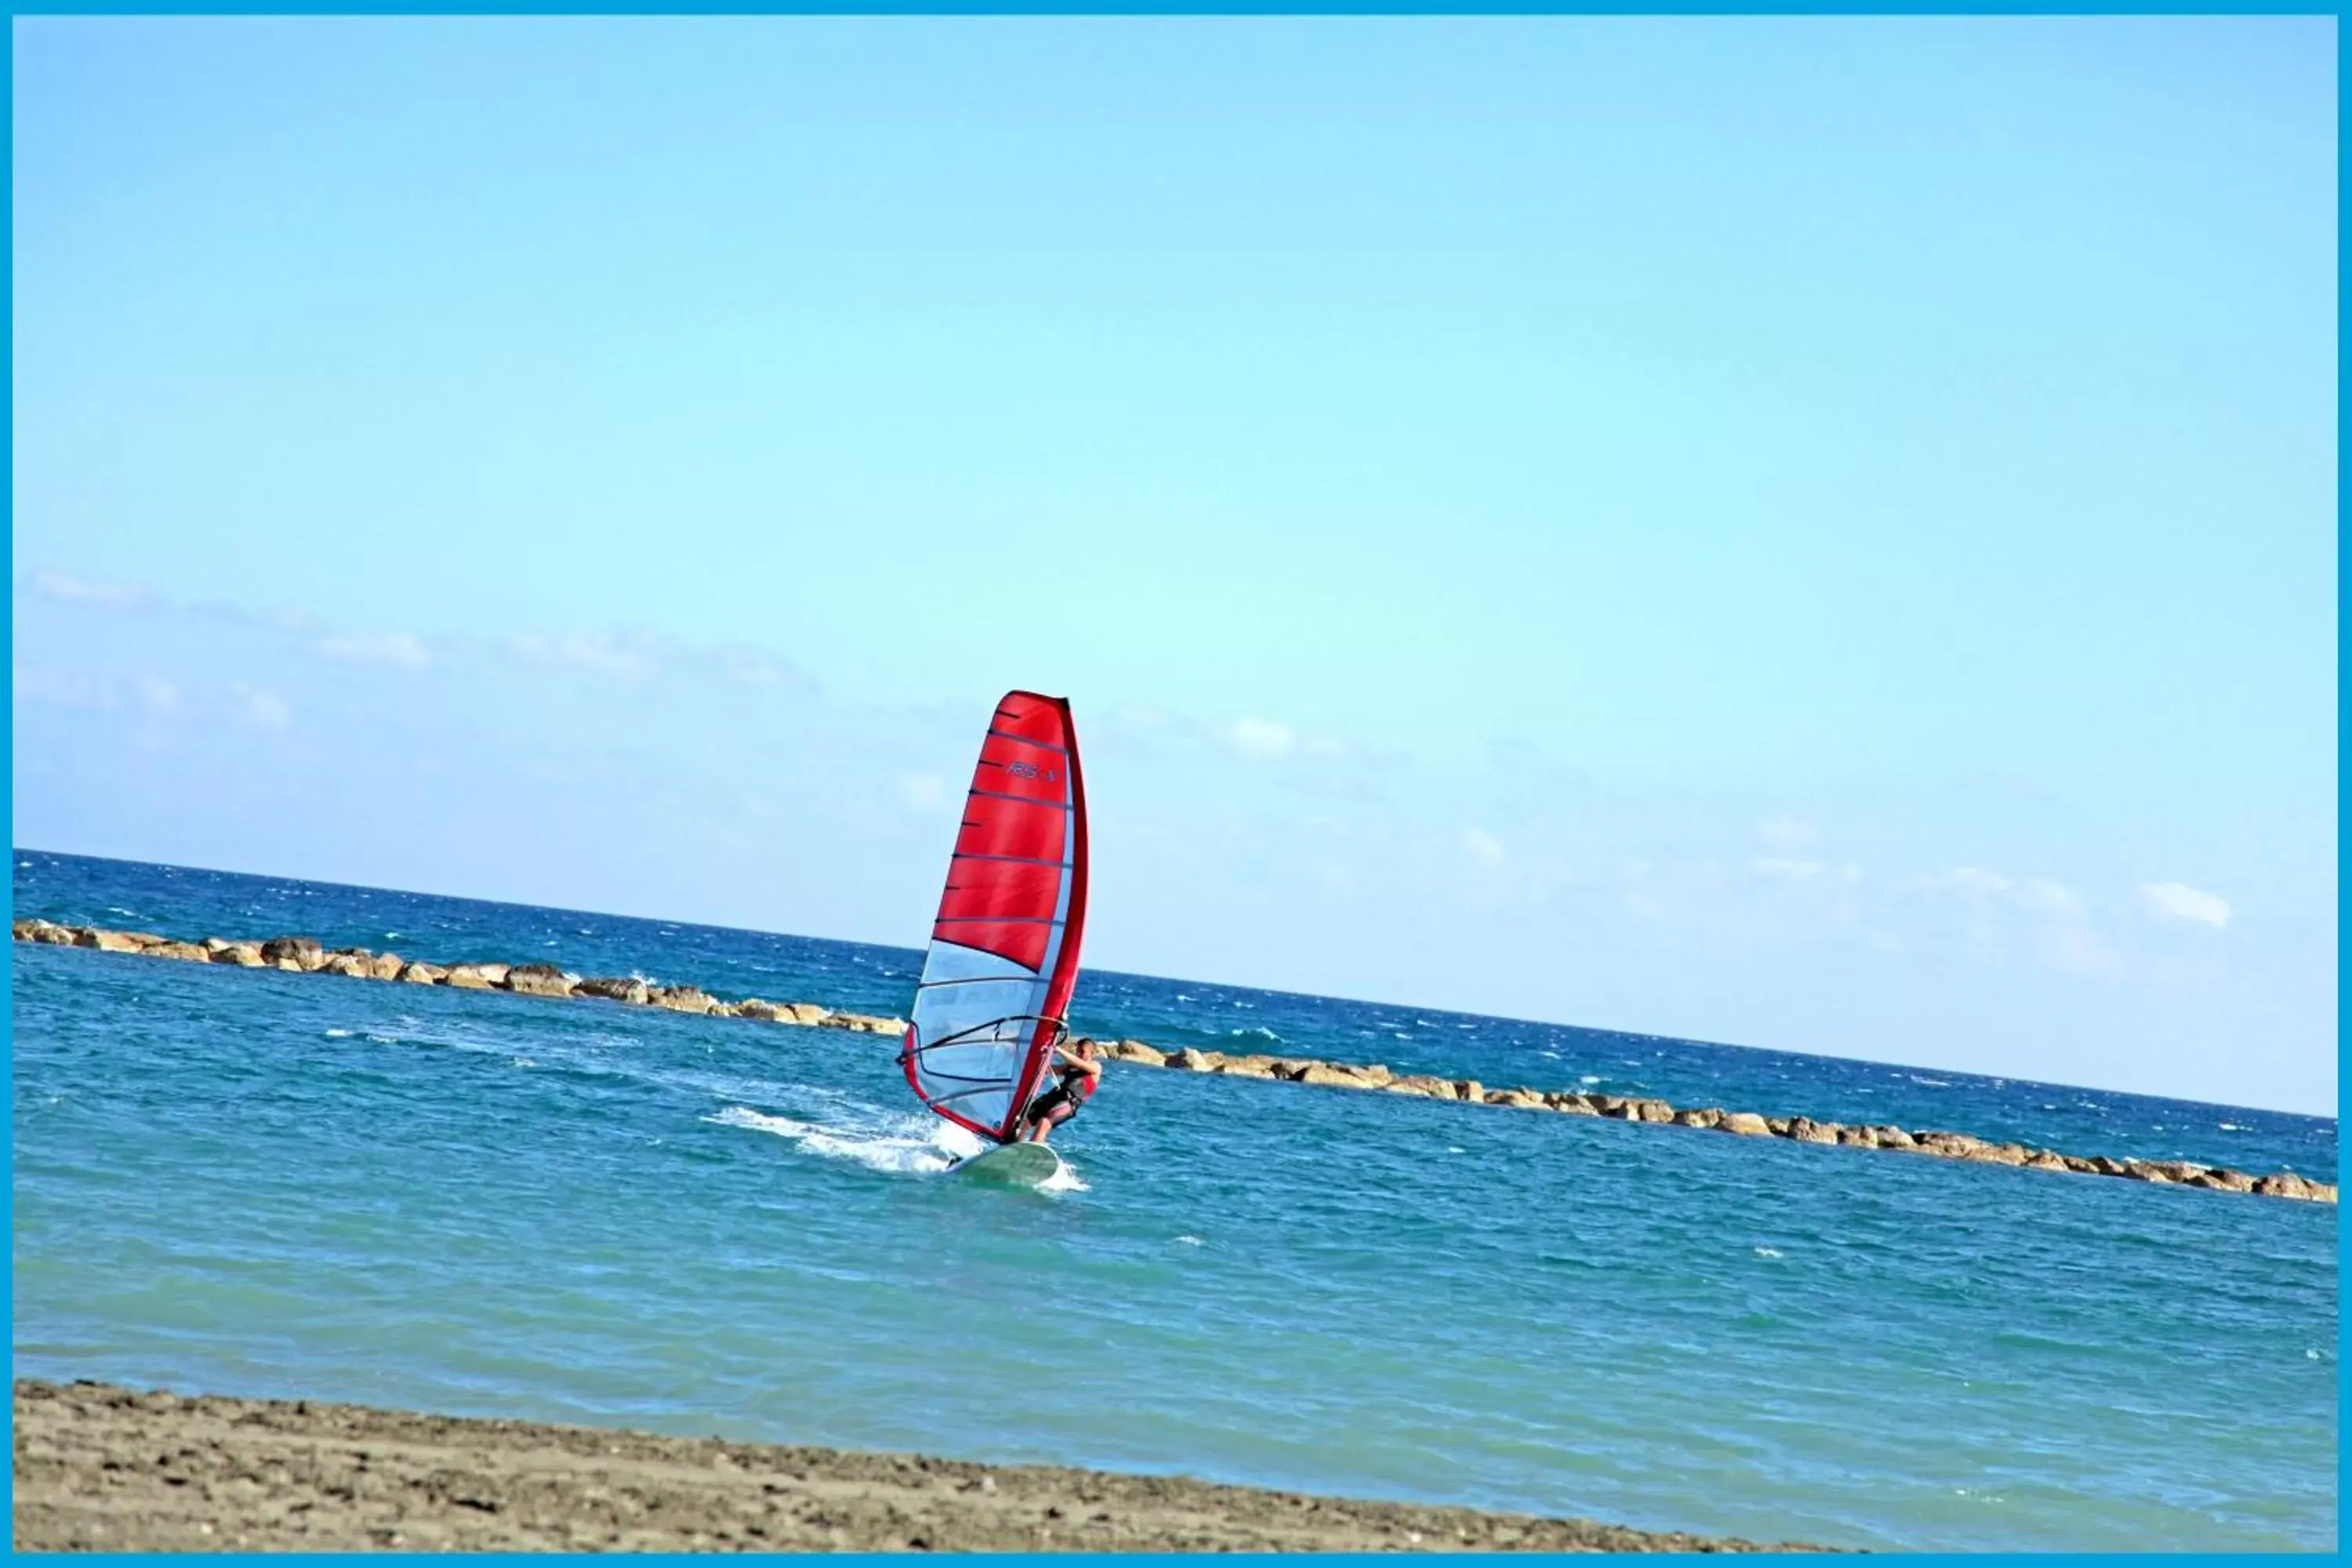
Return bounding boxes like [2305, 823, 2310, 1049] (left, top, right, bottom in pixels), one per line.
[1018, 1038, 1101, 1144]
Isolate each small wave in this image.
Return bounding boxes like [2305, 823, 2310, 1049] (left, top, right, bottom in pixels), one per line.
[1908, 1075, 1952, 1087]
[1540, 1050, 1561, 1060]
[1754, 1247, 1784, 1260]
[1175, 1235, 1203, 1247]
[2220, 1123, 2243, 1132]
[1580, 1075, 1602, 1087]
[106, 906, 140, 918]
[1174, 993, 1195, 1003]
[706, 1104, 976, 1177]
[1226, 1026, 1282, 1043]
[1446, 1146, 1465, 1156]
[323, 1029, 354, 1039]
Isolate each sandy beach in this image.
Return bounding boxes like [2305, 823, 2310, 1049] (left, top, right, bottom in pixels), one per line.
[12, 1380, 1815, 1553]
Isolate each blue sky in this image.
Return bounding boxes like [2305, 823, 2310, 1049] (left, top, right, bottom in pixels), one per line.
[12, 18, 2336, 1111]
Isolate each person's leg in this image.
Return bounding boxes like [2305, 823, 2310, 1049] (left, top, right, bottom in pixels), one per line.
[1028, 1096, 1074, 1145]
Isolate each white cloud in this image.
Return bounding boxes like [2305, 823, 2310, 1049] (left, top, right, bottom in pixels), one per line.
[27, 568, 151, 610]
[895, 772, 952, 815]
[231, 688, 292, 733]
[138, 675, 183, 716]
[506, 630, 662, 683]
[2012, 878, 2086, 919]
[1918, 865, 2119, 978]
[1225, 717, 1296, 760]
[1461, 828, 1504, 869]
[1918, 866, 2014, 897]
[1760, 814, 1821, 852]
[318, 631, 432, 670]
[2140, 881, 2232, 928]
[1751, 856, 1824, 882]
[711, 644, 807, 689]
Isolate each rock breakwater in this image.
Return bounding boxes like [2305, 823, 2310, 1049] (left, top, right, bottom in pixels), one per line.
[17, 919, 2333, 1205]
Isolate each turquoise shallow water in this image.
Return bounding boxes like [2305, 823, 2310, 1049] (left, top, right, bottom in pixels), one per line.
[11, 851, 2339, 1550]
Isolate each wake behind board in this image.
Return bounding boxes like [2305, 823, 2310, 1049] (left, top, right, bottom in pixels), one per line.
[949, 1141, 1065, 1188]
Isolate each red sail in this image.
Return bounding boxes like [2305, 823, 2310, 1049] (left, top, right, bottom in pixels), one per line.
[901, 692, 1090, 1142]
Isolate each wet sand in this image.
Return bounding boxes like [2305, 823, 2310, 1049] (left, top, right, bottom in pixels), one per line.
[13, 1379, 1821, 1552]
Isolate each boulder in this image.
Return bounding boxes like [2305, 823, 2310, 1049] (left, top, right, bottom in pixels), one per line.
[444, 964, 507, 992]
[1217, 1058, 1279, 1080]
[1872, 1126, 1918, 1149]
[1165, 1049, 1225, 1072]
[779, 1003, 830, 1027]
[260, 935, 325, 971]
[210, 942, 266, 967]
[707, 1002, 741, 1018]
[1594, 1095, 1630, 1118]
[317, 953, 373, 978]
[1631, 1098, 1677, 1123]
[9, 919, 34, 941]
[1672, 1107, 1722, 1129]
[1454, 1080, 1483, 1103]
[2310, 1181, 2339, 1204]
[2087, 1156, 2132, 1177]
[2122, 1161, 2176, 1184]
[1765, 1118, 1793, 1137]
[362, 953, 405, 981]
[1353, 1064, 1396, 1087]
[575, 977, 652, 1006]
[2254, 1171, 2318, 1201]
[2060, 1154, 2101, 1174]
[397, 961, 448, 985]
[2022, 1152, 2072, 1172]
[75, 928, 148, 954]
[1835, 1126, 1879, 1148]
[735, 999, 785, 1022]
[503, 963, 577, 998]
[1100, 1039, 1167, 1065]
[818, 1011, 905, 1033]
[2188, 1167, 2256, 1192]
[1781, 1117, 1840, 1145]
[1965, 1143, 2031, 1167]
[650, 986, 717, 1014]
[1914, 1131, 1985, 1159]
[1388, 1074, 1454, 1098]
[1483, 1087, 1548, 1109]
[1718, 1112, 1773, 1137]
[27, 921, 77, 945]
[150, 941, 211, 963]
[1298, 1063, 1366, 1088]
[1551, 1093, 1602, 1116]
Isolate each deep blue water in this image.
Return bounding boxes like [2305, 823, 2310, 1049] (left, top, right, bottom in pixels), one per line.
[12, 850, 2338, 1550]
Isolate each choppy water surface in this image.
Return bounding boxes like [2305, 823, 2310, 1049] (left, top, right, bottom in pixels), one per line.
[13, 851, 2337, 1550]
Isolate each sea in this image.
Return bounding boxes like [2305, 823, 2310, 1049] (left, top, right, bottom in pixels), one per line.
[10, 849, 2337, 1552]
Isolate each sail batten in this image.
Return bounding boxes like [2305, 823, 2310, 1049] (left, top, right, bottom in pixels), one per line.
[900, 693, 1090, 1144]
